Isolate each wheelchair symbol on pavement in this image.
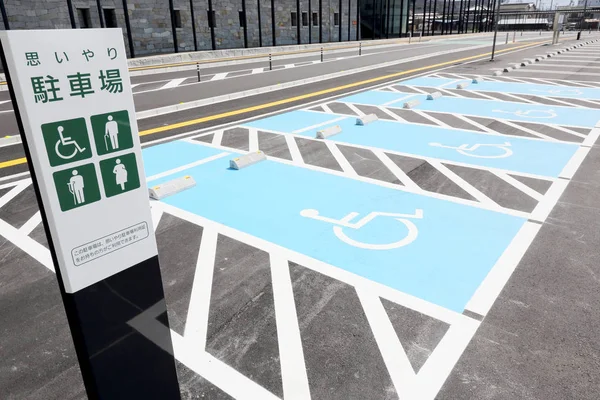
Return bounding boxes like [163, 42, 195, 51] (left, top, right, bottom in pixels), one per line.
[300, 208, 423, 250]
[55, 126, 87, 160]
[492, 109, 557, 119]
[429, 142, 513, 159]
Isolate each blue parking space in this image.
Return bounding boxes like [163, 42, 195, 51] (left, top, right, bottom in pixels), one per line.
[400, 76, 600, 100]
[337, 90, 599, 127]
[245, 110, 579, 177]
[143, 140, 525, 313]
[142, 140, 225, 177]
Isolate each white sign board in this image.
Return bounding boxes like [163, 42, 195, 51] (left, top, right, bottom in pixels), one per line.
[0, 29, 157, 293]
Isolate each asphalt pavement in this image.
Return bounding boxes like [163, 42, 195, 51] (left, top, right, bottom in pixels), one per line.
[1, 31, 599, 400]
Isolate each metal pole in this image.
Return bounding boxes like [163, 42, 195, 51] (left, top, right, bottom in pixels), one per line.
[169, 0, 179, 53]
[0, 0, 10, 30]
[197, 63, 201, 81]
[489, 0, 501, 61]
[66, 0, 77, 28]
[348, 0, 351, 40]
[339, 0, 343, 41]
[190, 0, 198, 51]
[442, 0, 447, 34]
[271, 0, 276, 46]
[319, 0, 323, 43]
[399, 0, 405, 37]
[357, 0, 361, 40]
[579, 0, 588, 37]
[96, 0, 105, 28]
[391, 0, 396, 36]
[422, 0, 427, 36]
[411, 0, 416, 35]
[122, 0, 135, 57]
[242, 0, 248, 48]
[450, 0, 455, 34]
[386, 0, 391, 38]
[309, 0, 312, 43]
[258, 0, 263, 46]
[458, 0, 463, 33]
[269, 53, 272, 70]
[208, 0, 216, 49]
[432, 0, 437, 35]
[321, 46, 323, 61]
[297, 0, 301, 44]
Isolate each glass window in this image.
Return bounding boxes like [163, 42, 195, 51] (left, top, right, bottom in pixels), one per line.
[291, 12, 298, 27]
[312, 12, 318, 26]
[334, 12, 340, 26]
[77, 8, 92, 28]
[174, 10, 182, 28]
[104, 9, 117, 28]
[207, 10, 216, 28]
[302, 12, 308, 26]
[239, 10, 246, 27]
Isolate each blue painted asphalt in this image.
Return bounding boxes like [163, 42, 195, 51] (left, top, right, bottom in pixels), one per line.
[142, 140, 225, 178]
[337, 90, 600, 127]
[245, 110, 579, 177]
[143, 141, 525, 313]
[400, 76, 600, 100]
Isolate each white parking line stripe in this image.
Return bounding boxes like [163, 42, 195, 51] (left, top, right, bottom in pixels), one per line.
[321, 103, 334, 114]
[465, 222, 541, 316]
[382, 93, 420, 106]
[212, 130, 224, 146]
[211, 72, 228, 81]
[325, 141, 358, 175]
[466, 91, 501, 101]
[496, 119, 559, 141]
[292, 116, 348, 134]
[402, 85, 429, 94]
[500, 93, 537, 104]
[451, 114, 496, 133]
[345, 102, 366, 116]
[412, 110, 451, 127]
[372, 149, 421, 191]
[0, 181, 29, 209]
[270, 254, 312, 400]
[514, 69, 600, 77]
[559, 146, 590, 179]
[146, 152, 230, 182]
[0, 218, 54, 272]
[437, 88, 466, 98]
[492, 171, 544, 201]
[19, 211, 42, 236]
[284, 134, 304, 163]
[284, 64, 294, 69]
[532, 95, 586, 108]
[529, 77, 600, 87]
[182, 225, 218, 347]
[248, 128, 259, 152]
[251, 68, 263, 74]
[377, 105, 408, 122]
[160, 78, 187, 90]
[358, 290, 416, 395]
[429, 160, 498, 207]
[547, 125, 587, 139]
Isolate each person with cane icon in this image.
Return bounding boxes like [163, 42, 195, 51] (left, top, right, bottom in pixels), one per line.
[67, 170, 85, 205]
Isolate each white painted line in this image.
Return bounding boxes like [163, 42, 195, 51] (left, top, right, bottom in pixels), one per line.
[500, 92, 537, 104]
[436, 88, 466, 98]
[559, 146, 590, 179]
[513, 69, 600, 77]
[532, 95, 586, 108]
[146, 152, 230, 182]
[210, 72, 229, 81]
[574, 98, 600, 107]
[429, 160, 498, 207]
[345, 102, 366, 116]
[0, 217, 54, 272]
[492, 171, 544, 201]
[19, 211, 42, 236]
[376, 105, 408, 122]
[0, 172, 30, 184]
[382, 93, 420, 106]
[130, 83, 141, 89]
[325, 141, 358, 176]
[248, 128, 259, 152]
[182, 225, 218, 346]
[321, 103, 334, 114]
[357, 290, 416, 394]
[438, 78, 464, 88]
[467, 91, 502, 101]
[160, 78, 187, 90]
[530, 178, 569, 222]
[548, 125, 587, 139]
[270, 254, 312, 400]
[451, 114, 496, 133]
[412, 110, 451, 127]
[372, 149, 421, 191]
[496, 119, 559, 142]
[465, 221, 541, 316]
[402, 85, 429, 94]
[251, 68, 263, 74]
[212, 130, 224, 146]
[411, 317, 480, 399]
[528, 77, 600, 88]
[0, 181, 29, 209]
[292, 116, 348, 134]
[583, 125, 600, 147]
[284, 64, 294, 69]
[527, 63, 600, 70]
[284, 134, 304, 163]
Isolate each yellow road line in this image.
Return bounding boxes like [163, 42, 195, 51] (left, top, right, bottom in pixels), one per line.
[139, 41, 546, 136]
[0, 157, 27, 169]
[0, 40, 546, 170]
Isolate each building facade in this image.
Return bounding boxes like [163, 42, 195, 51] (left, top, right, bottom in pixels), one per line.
[0, 0, 496, 58]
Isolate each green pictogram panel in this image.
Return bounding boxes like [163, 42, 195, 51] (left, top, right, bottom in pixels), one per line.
[91, 110, 134, 156]
[52, 163, 101, 212]
[42, 118, 92, 167]
[99, 153, 140, 198]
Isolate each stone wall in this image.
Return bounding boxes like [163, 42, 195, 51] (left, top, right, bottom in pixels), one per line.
[1, 0, 359, 57]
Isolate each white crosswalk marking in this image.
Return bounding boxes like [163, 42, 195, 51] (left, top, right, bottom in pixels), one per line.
[160, 77, 187, 90]
[211, 72, 228, 81]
